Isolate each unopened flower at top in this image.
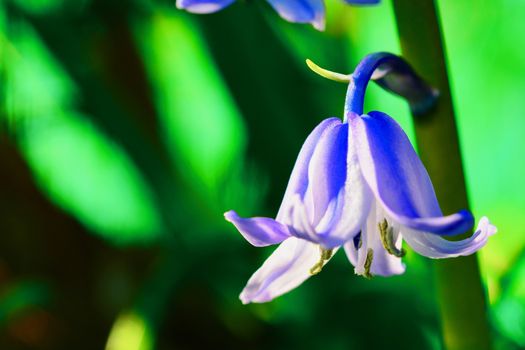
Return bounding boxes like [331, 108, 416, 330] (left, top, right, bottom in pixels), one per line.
[224, 52, 496, 304]
[176, 0, 380, 31]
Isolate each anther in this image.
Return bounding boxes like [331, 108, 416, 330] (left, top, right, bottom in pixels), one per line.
[309, 246, 333, 275]
[363, 248, 374, 279]
[378, 219, 406, 258]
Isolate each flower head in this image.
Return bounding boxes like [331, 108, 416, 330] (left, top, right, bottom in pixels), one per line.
[176, 0, 379, 31]
[225, 52, 496, 304]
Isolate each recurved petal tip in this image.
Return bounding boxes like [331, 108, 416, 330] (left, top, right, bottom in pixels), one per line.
[477, 216, 497, 237]
[239, 294, 250, 305]
[224, 210, 291, 247]
[401, 216, 496, 259]
[312, 16, 325, 31]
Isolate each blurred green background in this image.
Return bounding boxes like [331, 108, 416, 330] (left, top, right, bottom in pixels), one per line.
[0, 0, 524, 349]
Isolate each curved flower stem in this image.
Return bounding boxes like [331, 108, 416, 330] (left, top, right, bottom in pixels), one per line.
[345, 52, 398, 115]
[306, 54, 437, 118]
[344, 52, 438, 117]
[391, 1, 491, 349]
[344, 52, 437, 118]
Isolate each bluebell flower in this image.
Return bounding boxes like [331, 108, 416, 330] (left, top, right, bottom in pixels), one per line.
[224, 53, 496, 304]
[176, 0, 380, 31]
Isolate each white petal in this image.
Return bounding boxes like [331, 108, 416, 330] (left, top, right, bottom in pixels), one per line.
[401, 216, 497, 258]
[344, 201, 405, 276]
[315, 124, 372, 247]
[287, 194, 319, 243]
[240, 238, 321, 304]
[240, 237, 336, 304]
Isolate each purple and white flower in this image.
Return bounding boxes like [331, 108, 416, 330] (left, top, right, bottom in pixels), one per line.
[224, 53, 496, 304]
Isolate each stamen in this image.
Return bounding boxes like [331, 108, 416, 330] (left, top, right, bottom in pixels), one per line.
[309, 246, 333, 275]
[306, 59, 352, 83]
[378, 219, 406, 258]
[363, 248, 374, 279]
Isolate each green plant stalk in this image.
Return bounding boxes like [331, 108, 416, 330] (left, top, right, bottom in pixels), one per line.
[391, 0, 491, 349]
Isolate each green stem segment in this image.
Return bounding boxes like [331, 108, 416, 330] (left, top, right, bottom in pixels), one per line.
[391, 1, 491, 349]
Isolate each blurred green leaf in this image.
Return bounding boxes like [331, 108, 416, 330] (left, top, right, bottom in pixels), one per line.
[6, 20, 163, 244]
[0, 280, 51, 325]
[21, 110, 163, 243]
[135, 13, 247, 192]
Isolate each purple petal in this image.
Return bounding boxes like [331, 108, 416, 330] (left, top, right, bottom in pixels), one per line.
[350, 111, 474, 236]
[399, 210, 474, 236]
[239, 238, 322, 304]
[303, 122, 348, 228]
[176, 0, 235, 13]
[344, 201, 405, 276]
[402, 217, 497, 258]
[224, 211, 291, 247]
[344, 0, 380, 4]
[313, 125, 372, 247]
[276, 118, 340, 223]
[284, 122, 369, 248]
[266, 0, 325, 30]
[286, 195, 320, 243]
